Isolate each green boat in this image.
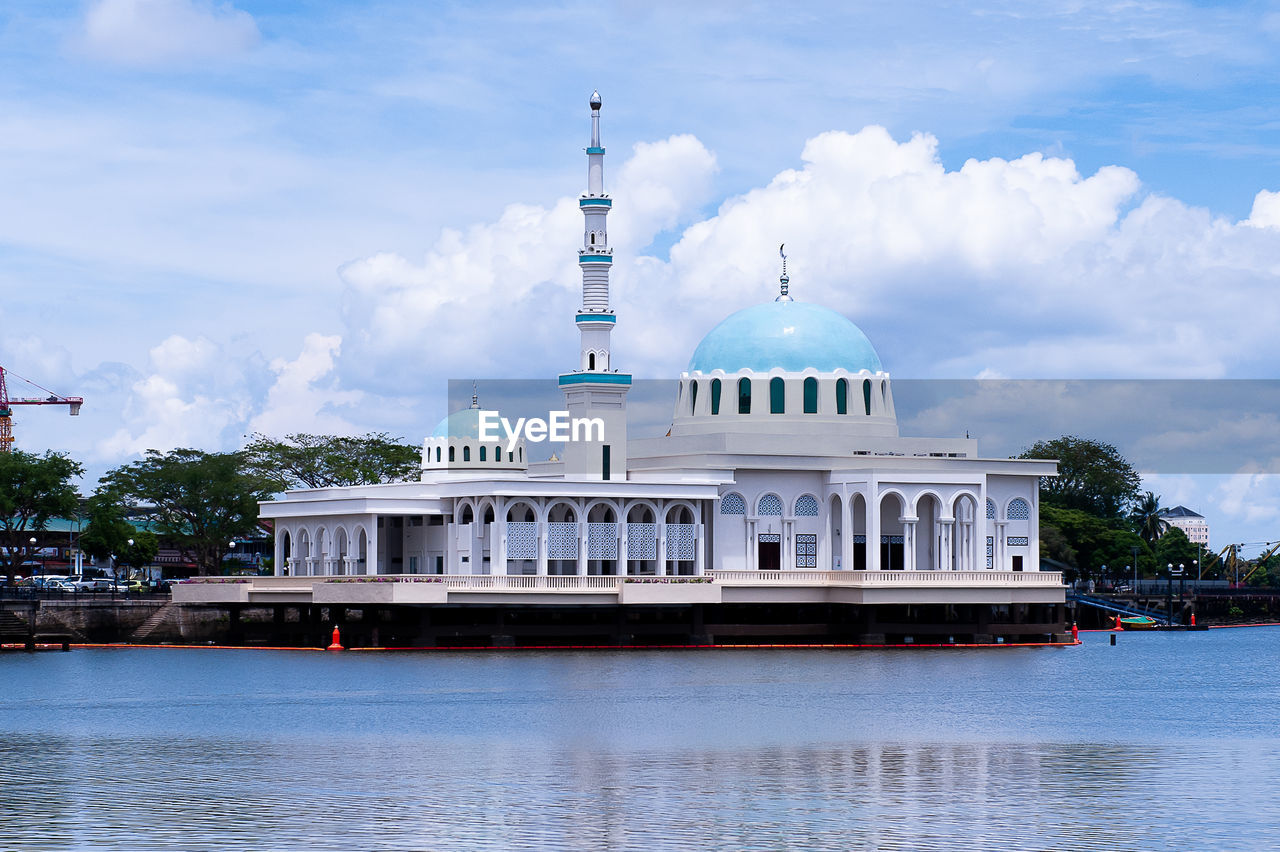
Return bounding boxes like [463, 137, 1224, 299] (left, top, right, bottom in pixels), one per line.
[1119, 616, 1159, 630]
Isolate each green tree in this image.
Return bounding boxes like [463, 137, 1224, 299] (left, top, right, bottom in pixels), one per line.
[1129, 491, 1169, 544]
[242, 432, 420, 491]
[1154, 526, 1199, 574]
[1018, 435, 1141, 519]
[1040, 505, 1156, 579]
[99, 449, 274, 575]
[0, 450, 83, 581]
[79, 496, 133, 565]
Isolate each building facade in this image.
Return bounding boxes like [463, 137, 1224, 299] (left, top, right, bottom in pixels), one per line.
[1159, 505, 1210, 547]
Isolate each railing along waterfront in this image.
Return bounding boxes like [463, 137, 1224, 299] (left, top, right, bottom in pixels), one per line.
[440, 575, 622, 592]
[708, 570, 1064, 586]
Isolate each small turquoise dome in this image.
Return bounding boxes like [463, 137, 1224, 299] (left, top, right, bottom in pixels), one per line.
[688, 301, 882, 374]
[431, 408, 486, 440]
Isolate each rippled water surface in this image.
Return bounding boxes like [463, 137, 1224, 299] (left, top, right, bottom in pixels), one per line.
[2, 628, 1279, 850]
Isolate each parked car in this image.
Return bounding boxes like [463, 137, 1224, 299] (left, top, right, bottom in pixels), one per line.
[43, 579, 76, 592]
[69, 576, 114, 592]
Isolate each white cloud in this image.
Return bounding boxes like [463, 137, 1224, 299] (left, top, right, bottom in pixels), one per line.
[248, 333, 362, 438]
[1246, 189, 1280, 229]
[79, 0, 259, 67]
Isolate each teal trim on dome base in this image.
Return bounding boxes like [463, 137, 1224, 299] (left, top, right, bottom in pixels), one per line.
[558, 372, 633, 386]
[688, 300, 883, 374]
[575, 313, 616, 323]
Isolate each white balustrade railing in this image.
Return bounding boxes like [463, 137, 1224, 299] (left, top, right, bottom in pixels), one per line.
[442, 574, 623, 592]
[709, 570, 1063, 587]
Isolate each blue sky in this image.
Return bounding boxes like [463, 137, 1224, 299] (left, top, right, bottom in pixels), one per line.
[4, 0, 1280, 554]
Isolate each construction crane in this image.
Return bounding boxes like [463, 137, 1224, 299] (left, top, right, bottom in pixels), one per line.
[1204, 540, 1280, 587]
[0, 365, 83, 452]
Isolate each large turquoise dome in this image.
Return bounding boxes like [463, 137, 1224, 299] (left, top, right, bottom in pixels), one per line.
[687, 300, 883, 374]
[431, 407, 485, 439]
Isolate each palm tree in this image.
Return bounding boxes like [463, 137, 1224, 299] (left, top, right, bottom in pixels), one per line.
[1130, 492, 1169, 545]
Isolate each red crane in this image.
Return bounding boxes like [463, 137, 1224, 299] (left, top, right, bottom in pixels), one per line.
[0, 365, 83, 452]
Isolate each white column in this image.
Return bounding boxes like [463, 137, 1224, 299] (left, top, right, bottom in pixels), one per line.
[695, 521, 705, 575]
[274, 528, 285, 576]
[657, 523, 667, 576]
[494, 497, 508, 576]
[867, 492, 881, 572]
[367, 515, 380, 575]
[577, 520, 587, 576]
[841, 495, 853, 571]
[903, 519, 917, 571]
[536, 522, 548, 576]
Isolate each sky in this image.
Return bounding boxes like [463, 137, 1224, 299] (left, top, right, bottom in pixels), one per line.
[4, 0, 1280, 554]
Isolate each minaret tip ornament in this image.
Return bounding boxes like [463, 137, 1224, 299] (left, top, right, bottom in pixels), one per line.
[590, 90, 602, 109]
[470, 381, 479, 409]
[776, 243, 793, 302]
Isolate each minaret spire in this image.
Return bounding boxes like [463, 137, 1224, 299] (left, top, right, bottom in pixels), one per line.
[776, 243, 793, 302]
[559, 91, 631, 481]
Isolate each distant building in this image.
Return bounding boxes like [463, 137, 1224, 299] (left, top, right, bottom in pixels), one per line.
[1159, 506, 1209, 546]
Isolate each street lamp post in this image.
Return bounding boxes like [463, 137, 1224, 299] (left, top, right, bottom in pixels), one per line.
[1131, 544, 1140, 593]
[124, 538, 134, 598]
[28, 537, 37, 577]
[1166, 563, 1174, 626]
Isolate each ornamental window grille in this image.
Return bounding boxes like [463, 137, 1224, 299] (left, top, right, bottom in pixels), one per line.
[720, 493, 745, 515]
[758, 533, 781, 543]
[506, 522, 538, 559]
[986, 499, 996, 520]
[853, 534, 867, 544]
[587, 523, 618, 560]
[986, 536, 994, 569]
[547, 523, 578, 559]
[796, 534, 817, 567]
[626, 523, 657, 560]
[1007, 498, 1030, 520]
[881, 535, 904, 544]
[1007, 536, 1030, 546]
[794, 495, 819, 516]
[665, 524, 696, 561]
[758, 494, 783, 516]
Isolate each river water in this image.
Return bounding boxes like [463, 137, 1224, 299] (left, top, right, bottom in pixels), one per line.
[1, 628, 1278, 850]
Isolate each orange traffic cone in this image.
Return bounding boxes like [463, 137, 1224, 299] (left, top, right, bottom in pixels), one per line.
[1114, 614, 1124, 631]
[327, 626, 343, 651]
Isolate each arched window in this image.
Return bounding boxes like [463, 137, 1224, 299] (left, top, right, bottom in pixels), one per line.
[590, 232, 595, 245]
[836, 379, 848, 415]
[518, 447, 523, 462]
[795, 495, 819, 516]
[758, 494, 783, 516]
[494, 445, 501, 462]
[770, 377, 785, 414]
[986, 499, 996, 520]
[690, 381, 698, 415]
[863, 379, 872, 415]
[738, 378, 751, 414]
[711, 379, 722, 415]
[508, 451, 514, 462]
[588, 353, 596, 370]
[435, 446, 441, 463]
[463, 446, 470, 462]
[448, 446, 455, 462]
[720, 493, 746, 515]
[1007, 498, 1030, 520]
[803, 377, 818, 414]
[479, 446, 486, 462]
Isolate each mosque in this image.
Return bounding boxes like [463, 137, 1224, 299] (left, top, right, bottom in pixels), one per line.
[177, 94, 1067, 647]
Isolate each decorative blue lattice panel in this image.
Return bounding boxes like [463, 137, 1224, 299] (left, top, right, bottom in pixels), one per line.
[794, 495, 819, 517]
[548, 523, 578, 559]
[665, 523, 696, 561]
[758, 494, 783, 516]
[627, 523, 657, 560]
[506, 522, 538, 559]
[853, 534, 867, 544]
[720, 493, 745, 515]
[1007, 499, 1030, 520]
[758, 533, 780, 543]
[1007, 536, 1029, 546]
[881, 535, 904, 544]
[796, 534, 817, 567]
[587, 523, 617, 560]
[986, 499, 996, 520]
[986, 536, 994, 569]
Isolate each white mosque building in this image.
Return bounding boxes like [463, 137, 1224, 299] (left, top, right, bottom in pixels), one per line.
[179, 94, 1065, 647]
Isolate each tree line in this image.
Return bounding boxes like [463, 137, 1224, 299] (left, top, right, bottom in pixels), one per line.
[0, 433, 420, 581]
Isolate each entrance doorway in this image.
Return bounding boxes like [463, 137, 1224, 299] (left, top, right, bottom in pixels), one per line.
[758, 535, 780, 570]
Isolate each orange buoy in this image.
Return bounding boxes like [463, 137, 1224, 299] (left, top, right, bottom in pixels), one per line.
[1114, 614, 1124, 631]
[1071, 622, 1079, 642]
[1190, 613, 1196, 627]
[327, 626, 343, 651]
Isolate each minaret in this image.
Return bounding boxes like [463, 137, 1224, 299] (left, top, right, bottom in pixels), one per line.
[558, 91, 631, 480]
